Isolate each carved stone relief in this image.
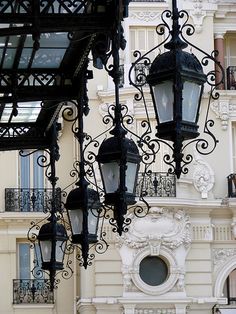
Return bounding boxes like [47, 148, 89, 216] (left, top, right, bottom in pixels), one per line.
[213, 248, 236, 271]
[211, 98, 236, 130]
[192, 150, 214, 199]
[189, 0, 207, 33]
[118, 207, 191, 295]
[129, 11, 161, 22]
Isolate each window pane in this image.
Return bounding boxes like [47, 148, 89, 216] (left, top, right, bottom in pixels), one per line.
[139, 256, 168, 286]
[33, 150, 44, 189]
[19, 243, 30, 279]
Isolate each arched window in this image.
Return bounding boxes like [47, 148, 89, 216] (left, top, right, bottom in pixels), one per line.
[223, 268, 236, 304]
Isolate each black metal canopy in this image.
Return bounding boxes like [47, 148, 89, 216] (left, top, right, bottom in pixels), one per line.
[0, 0, 126, 150]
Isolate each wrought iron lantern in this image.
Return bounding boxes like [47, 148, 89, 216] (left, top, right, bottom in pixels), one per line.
[129, 0, 224, 179]
[147, 50, 207, 142]
[65, 187, 100, 245]
[97, 136, 141, 206]
[37, 218, 68, 271]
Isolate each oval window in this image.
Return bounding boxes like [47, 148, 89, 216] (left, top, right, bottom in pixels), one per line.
[139, 256, 169, 286]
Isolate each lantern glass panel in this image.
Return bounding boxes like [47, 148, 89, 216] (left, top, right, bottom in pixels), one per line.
[88, 209, 98, 234]
[182, 81, 202, 122]
[40, 240, 51, 263]
[152, 81, 174, 123]
[56, 240, 65, 263]
[100, 161, 119, 193]
[68, 208, 83, 235]
[126, 162, 138, 193]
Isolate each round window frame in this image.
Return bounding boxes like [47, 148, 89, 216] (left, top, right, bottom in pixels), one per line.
[139, 255, 169, 286]
[131, 247, 179, 295]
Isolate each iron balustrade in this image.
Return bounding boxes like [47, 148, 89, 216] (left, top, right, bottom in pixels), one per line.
[13, 279, 54, 304]
[136, 172, 176, 197]
[5, 187, 61, 212]
[227, 66, 236, 90]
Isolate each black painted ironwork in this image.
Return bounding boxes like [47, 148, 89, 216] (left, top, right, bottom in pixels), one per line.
[119, 64, 124, 88]
[227, 66, 236, 90]
[13, 279, 54, 304]
[63, 61, 108, 268]
[136, 172, 176, 197]
[27, 123, 73, 290]
[0, 0, 128, 150]
[227, 173, 236, 198]
[5, 187, 61, 212]
[129, 0, 224, 178]
[69, 14, 151, 236]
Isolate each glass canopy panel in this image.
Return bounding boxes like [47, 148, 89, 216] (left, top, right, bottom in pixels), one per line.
[18, 33, 70, 69]
[19, 48, 33, 69]
[32, 48, 67, 68]
[0, 35, 20, 69]
[0, 101, 41, 123]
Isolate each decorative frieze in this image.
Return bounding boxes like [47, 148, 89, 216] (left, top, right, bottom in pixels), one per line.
[129, 11, 161, 22]
[213, 248, 236, 271]
[120, 207, 191, 251]
[211, 97, 236, 130]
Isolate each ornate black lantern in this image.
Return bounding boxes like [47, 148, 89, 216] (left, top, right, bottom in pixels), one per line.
[129, 0, 224, 179]
[65, 187, 100, 244]
[97, 136, 141, 206]
[147, 49, 207, 142]
[37, 219, 68, 271]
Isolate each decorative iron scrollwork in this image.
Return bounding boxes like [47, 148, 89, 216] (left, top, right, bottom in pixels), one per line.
[13, 279, 54, 304]
[129, 3, 224, 177]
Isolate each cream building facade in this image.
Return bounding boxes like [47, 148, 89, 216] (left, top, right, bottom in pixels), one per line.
[0, 1, 236, 314]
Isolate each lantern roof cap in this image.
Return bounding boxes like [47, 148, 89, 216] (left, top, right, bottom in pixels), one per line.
[65, 187, 100, 210]
[148, 50, 206, 84]
[97, 136, 140, 162]
[38, 220, 67, 240]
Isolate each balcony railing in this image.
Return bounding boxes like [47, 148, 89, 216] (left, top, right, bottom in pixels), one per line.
[13, 279, 54, 304]
[227, 66, 236, 90]
[227, 173, 236, 197]
[5, 187, 61, 212]
[136, 172, 176, 197]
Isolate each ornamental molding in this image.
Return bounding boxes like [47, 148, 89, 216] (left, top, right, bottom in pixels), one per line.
[189, 0, 207, 34]
[192, 150, 214, 199]
[129, 11, 161, 22]
[129, 246, 184, 295]
[119, 208, 191, 295]
[183, 0, 218, 33]
[211, 97, 236, 130]
[213, 248, 236, 271]
[119, 207, 191, 251]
